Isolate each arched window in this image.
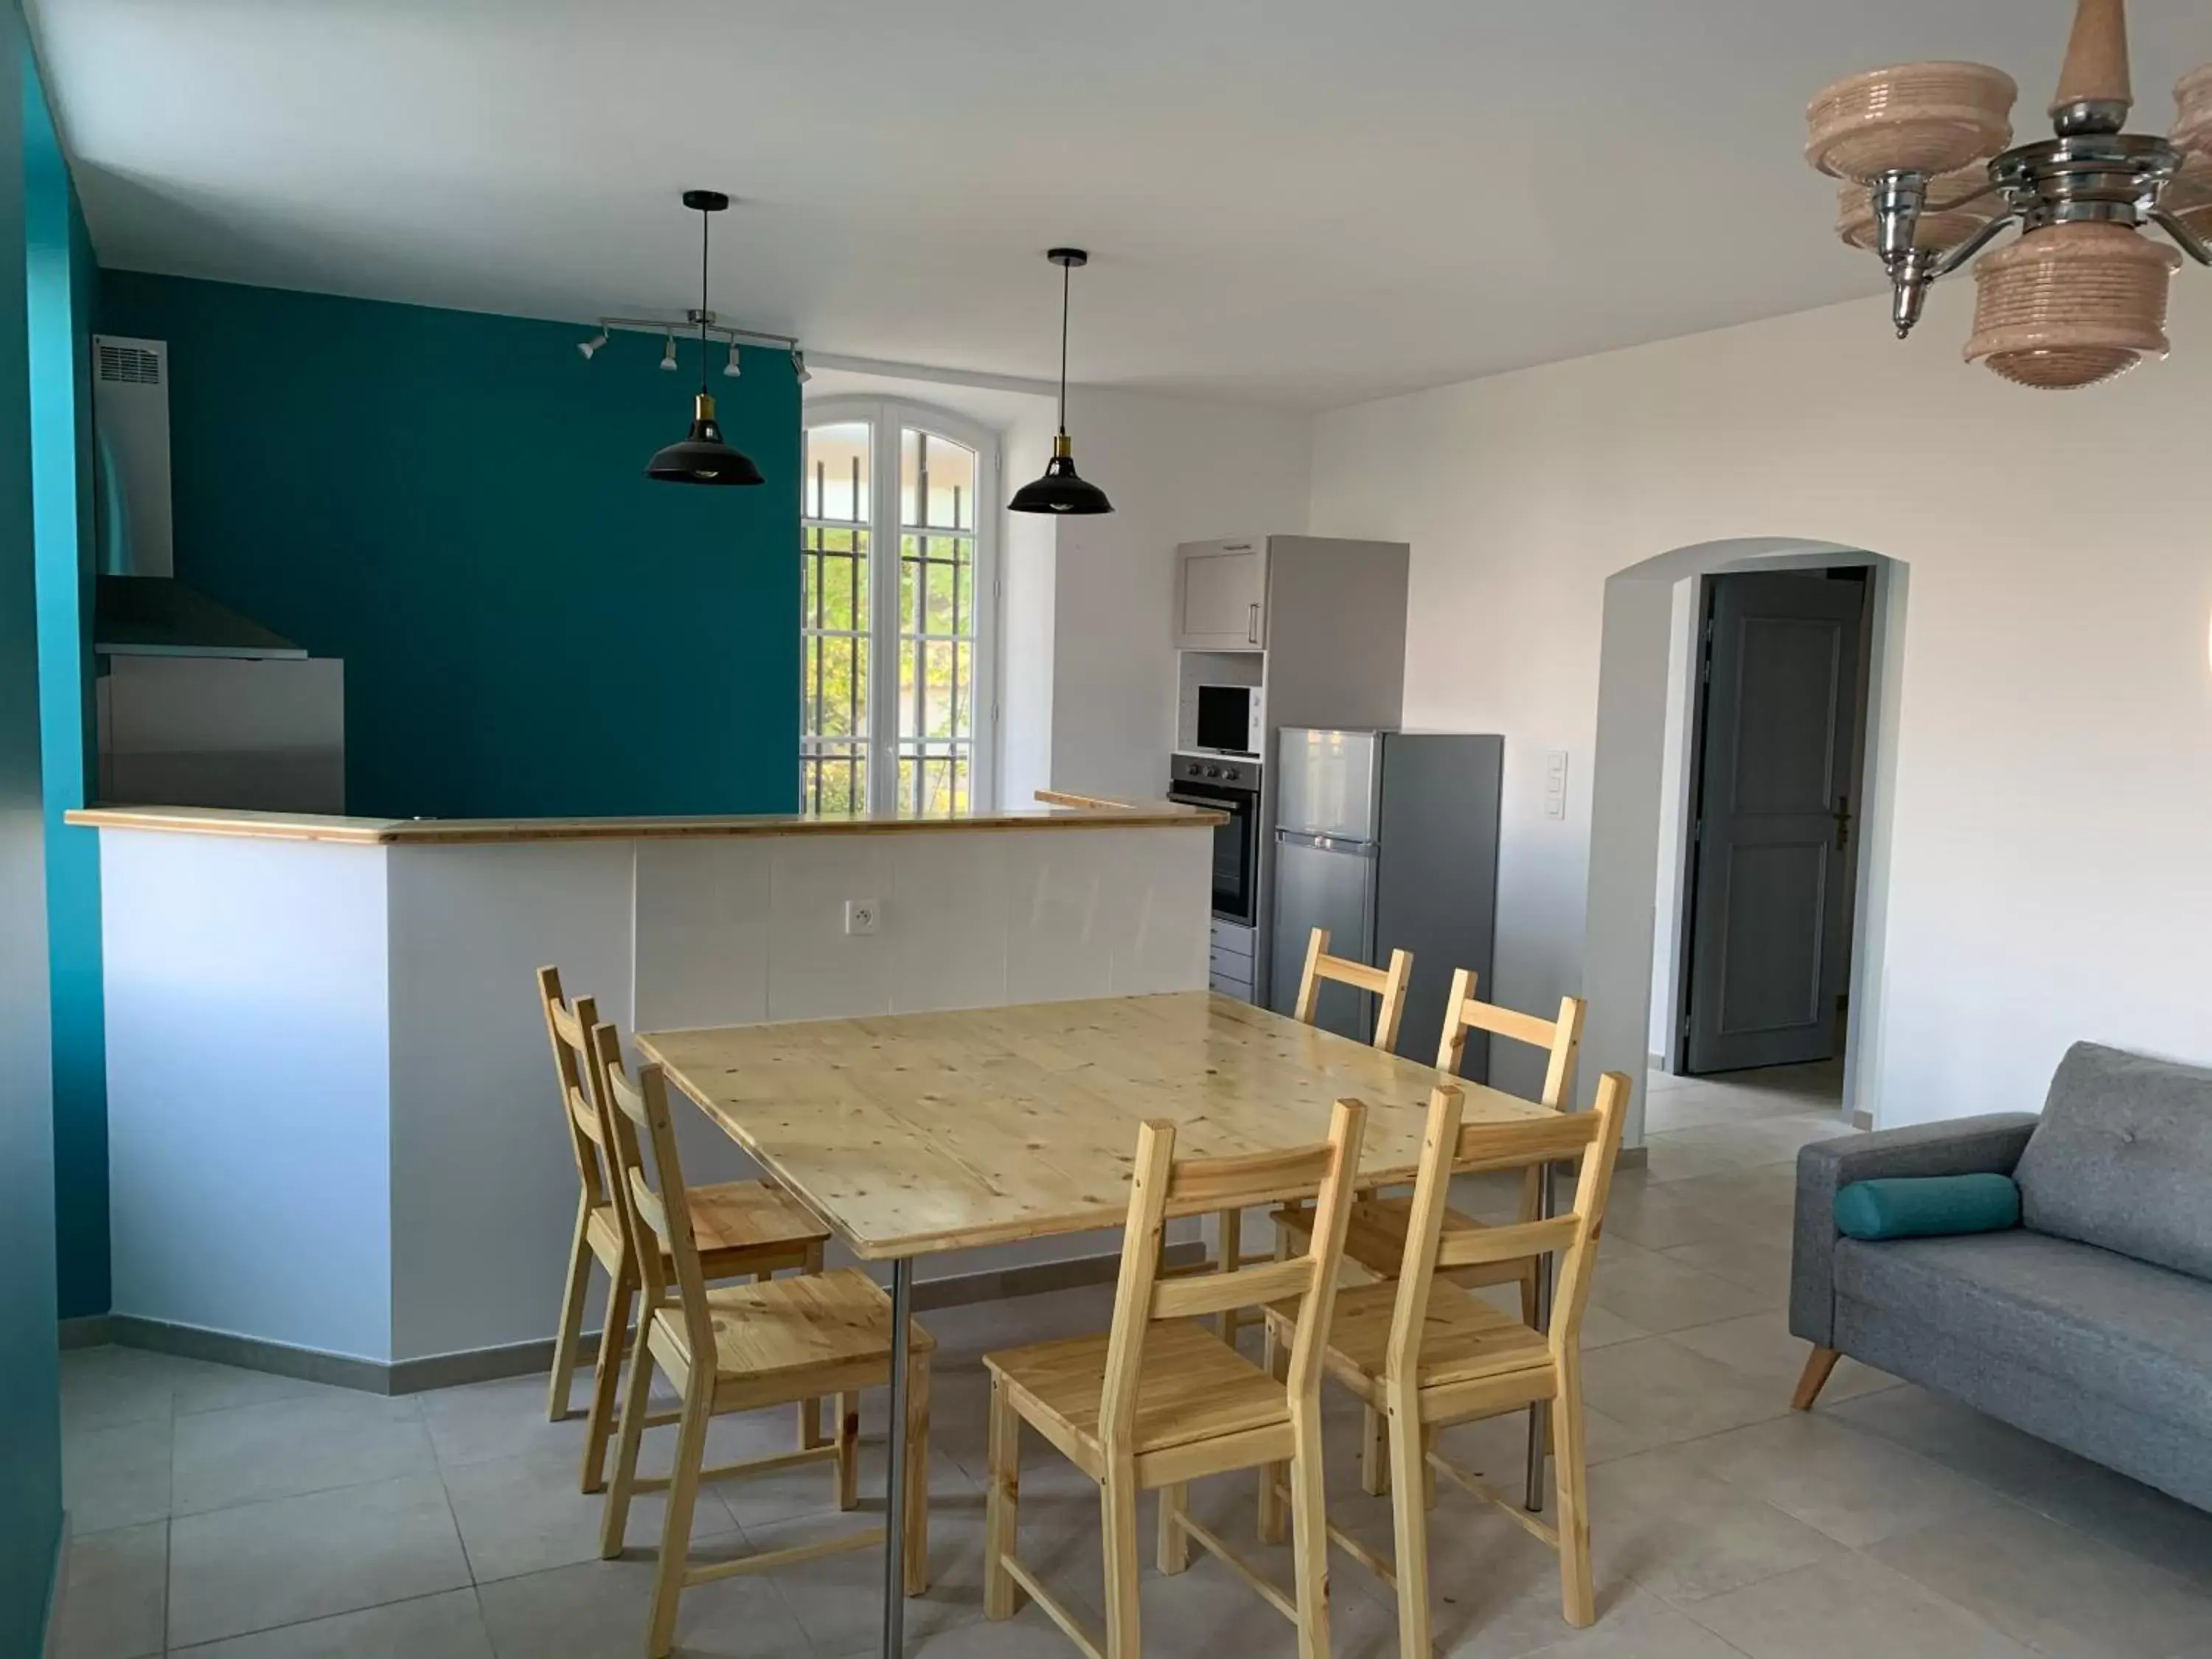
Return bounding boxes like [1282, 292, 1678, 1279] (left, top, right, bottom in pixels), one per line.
[801, 399, 998, 816]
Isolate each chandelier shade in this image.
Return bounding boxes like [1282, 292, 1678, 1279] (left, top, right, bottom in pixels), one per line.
[1805, 62, 2017, 181]
[1965, 221, 2180, 388]
[2163, 156, 2212, 237]
[2174, 65, 2212, 154]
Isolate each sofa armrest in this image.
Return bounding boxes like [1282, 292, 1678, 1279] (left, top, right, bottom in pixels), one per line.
[1789, 1113, 2040, 1346]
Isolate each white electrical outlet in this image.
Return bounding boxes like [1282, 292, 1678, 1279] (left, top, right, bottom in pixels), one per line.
[844, 898, 880, 936]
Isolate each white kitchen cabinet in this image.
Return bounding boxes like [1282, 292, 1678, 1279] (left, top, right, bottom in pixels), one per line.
[1175, 538, 1267, 650]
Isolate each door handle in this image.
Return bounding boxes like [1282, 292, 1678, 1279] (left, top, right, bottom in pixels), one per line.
[1248, 602, 1259, 645]
[1832, 793, 1852, 852]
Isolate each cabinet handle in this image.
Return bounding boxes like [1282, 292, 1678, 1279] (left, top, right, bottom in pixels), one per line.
[1248, 602, 1259, 645]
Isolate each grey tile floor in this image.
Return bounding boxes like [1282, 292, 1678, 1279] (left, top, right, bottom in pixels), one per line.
[54, 1065, 2212, 1658]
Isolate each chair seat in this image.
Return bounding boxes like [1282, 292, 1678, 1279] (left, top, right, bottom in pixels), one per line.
[984, 1319, 1290, 1481]
[588, 1178, 829, 1272]
[1273, 1197, 1537, 1287]
[650, 1267, 933, 1408]
[1267, 1279, 1552, 1405]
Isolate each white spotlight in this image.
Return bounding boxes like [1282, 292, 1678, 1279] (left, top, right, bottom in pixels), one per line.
[660, 335, 679, 372]
[577, 328, 608, 360]
[791, 348, 810, 383]
[723, 341, 742, 378]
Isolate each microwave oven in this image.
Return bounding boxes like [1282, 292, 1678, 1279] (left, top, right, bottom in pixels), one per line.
[1194, 684, 1263, 756]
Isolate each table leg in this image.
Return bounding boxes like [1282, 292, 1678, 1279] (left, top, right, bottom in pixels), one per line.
[1526, 1161, 1554, 1512]
[880, 1258, 915, 1658]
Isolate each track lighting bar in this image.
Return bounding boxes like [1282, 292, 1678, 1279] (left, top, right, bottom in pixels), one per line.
[581, 313, 802, 356]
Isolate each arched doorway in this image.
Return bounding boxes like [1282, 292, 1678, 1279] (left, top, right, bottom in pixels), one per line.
[1582, 539, 1908, 1147]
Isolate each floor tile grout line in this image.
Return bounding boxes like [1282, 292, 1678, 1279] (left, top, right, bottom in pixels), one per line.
[161, 1583, 488, 1658]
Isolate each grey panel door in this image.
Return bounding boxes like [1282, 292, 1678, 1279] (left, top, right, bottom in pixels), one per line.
[1683, 571, 1865, 1074]
[1269, 830, 1377, 1041]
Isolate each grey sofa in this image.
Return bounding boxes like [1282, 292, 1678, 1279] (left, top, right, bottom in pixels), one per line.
[1790, 1040, 2212, 1512]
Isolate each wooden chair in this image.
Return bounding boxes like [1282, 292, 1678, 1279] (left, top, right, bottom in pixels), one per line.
[982, 1099, 1369, 1659]
[1272, 973, 1585, 1492]
[1199, 927, 1409, 1349]
[1261, 1075, 1629, 1654]
[537, 965, 831, 1493]
[591, 1021, 934, 1659]
[1290, 925, 1415, 1052]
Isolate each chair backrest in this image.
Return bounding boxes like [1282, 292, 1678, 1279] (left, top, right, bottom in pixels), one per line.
[537, 964, 611, 1208]
[1383, 1073, 1629, 1383]
[1434, 967, 1585, 1110]
[1291, 927, 1415, 1052]
[1096, 1099, 1369, 1455]
[589, 1020, 717, 1363]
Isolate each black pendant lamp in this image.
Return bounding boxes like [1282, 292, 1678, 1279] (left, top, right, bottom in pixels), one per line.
[1008, 248, 1113, 515]
[647, 190, 765, 487]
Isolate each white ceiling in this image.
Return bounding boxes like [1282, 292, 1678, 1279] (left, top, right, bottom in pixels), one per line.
[29, 0, 2212, 408]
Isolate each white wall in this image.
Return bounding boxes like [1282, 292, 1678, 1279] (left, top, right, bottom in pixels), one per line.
[1046, 387, 1313, 801]
[1648, 575, 1694, 1061]
[1310, 277, 2212, 1127]
[998, 403, 1060, 808]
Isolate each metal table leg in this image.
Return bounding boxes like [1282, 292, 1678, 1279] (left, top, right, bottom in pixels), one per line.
[881, 1258, 914, 1658]
[1526, 1161, 1554, 1512]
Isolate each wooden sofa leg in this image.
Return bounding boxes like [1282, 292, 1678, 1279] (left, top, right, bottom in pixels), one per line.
[1792, 1345, 1841, 1411]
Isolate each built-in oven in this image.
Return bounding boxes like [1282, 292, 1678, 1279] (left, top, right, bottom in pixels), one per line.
[1168, 752, 1261, 925]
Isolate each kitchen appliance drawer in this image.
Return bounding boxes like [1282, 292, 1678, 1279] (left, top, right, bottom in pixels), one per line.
[1209, 964, 1254, 1003]
[1210, 919, 1255, 960]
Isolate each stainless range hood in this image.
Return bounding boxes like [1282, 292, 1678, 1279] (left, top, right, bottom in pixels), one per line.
[92, 335, 305, 660]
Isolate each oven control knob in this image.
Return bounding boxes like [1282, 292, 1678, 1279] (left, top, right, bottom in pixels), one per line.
[1223, 767, 1240, 782]
[1205, 765, 1222, 778]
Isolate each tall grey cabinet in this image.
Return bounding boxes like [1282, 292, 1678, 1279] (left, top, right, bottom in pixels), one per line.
[1172, 535, 1410, 1006]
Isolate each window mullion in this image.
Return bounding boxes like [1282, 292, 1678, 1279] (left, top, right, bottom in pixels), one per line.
[868, 405, 901, 815]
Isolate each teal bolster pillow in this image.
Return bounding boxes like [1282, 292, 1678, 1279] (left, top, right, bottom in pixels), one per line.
[1834, 1174, 2021, 1241]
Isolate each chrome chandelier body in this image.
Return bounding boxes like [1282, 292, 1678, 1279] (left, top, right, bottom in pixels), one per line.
[1809, 0, 2212, 388]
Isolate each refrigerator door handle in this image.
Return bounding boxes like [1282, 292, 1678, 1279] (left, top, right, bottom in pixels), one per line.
[1276, 827, 1378, 857]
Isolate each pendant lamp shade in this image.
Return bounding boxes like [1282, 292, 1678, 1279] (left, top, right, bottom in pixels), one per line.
[648, 392, 766, 484]
[1009, 248, 1114, 515]
[1008, 434, 1113, 515]
[648, 190, 764, 487]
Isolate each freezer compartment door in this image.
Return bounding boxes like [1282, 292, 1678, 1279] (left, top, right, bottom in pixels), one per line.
[1269, 829, 1378, 1041]
[1275, 727, 1382, 840]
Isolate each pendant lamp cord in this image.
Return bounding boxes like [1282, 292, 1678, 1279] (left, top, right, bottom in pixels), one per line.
[698, 208, 712, 397]
[1057, 257, 1070, 434]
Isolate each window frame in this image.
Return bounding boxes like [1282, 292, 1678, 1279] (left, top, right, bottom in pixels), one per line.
[801, 395, 1001, 816]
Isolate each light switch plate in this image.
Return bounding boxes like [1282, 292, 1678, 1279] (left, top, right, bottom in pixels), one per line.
[1544, 750, 1569, 821]
[844, 898, 880, 936]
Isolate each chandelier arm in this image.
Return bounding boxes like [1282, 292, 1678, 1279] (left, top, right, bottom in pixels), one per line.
[1928, 210, 2022, 278]
[2150, 209, 2212, 266]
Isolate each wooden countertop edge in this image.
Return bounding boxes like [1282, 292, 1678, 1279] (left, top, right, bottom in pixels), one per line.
[65, 794, 1224, 844]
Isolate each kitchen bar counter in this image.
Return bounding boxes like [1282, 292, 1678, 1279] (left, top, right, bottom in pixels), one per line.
[81, 788, 1214, 1386]
[67, 793, 1221, 844]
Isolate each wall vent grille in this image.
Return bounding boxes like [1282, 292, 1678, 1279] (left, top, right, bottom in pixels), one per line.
[97, 343, 163, 386]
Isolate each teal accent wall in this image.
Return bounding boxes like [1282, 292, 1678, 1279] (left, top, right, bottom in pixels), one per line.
[1, 5, 66, 1646]
[98, 272, 803, 818]
[27, 45, 103, 1321]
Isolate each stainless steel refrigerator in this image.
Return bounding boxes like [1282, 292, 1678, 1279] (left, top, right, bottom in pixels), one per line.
[1269, 728, 1504, 1078]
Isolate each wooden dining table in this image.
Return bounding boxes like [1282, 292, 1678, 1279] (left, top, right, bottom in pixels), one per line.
[638, 989, 1559, 1659]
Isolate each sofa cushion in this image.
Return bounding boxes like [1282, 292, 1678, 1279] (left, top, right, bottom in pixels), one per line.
[1832, 1229, 2212, 1430]
[2012, 1041, 2212, 1279]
